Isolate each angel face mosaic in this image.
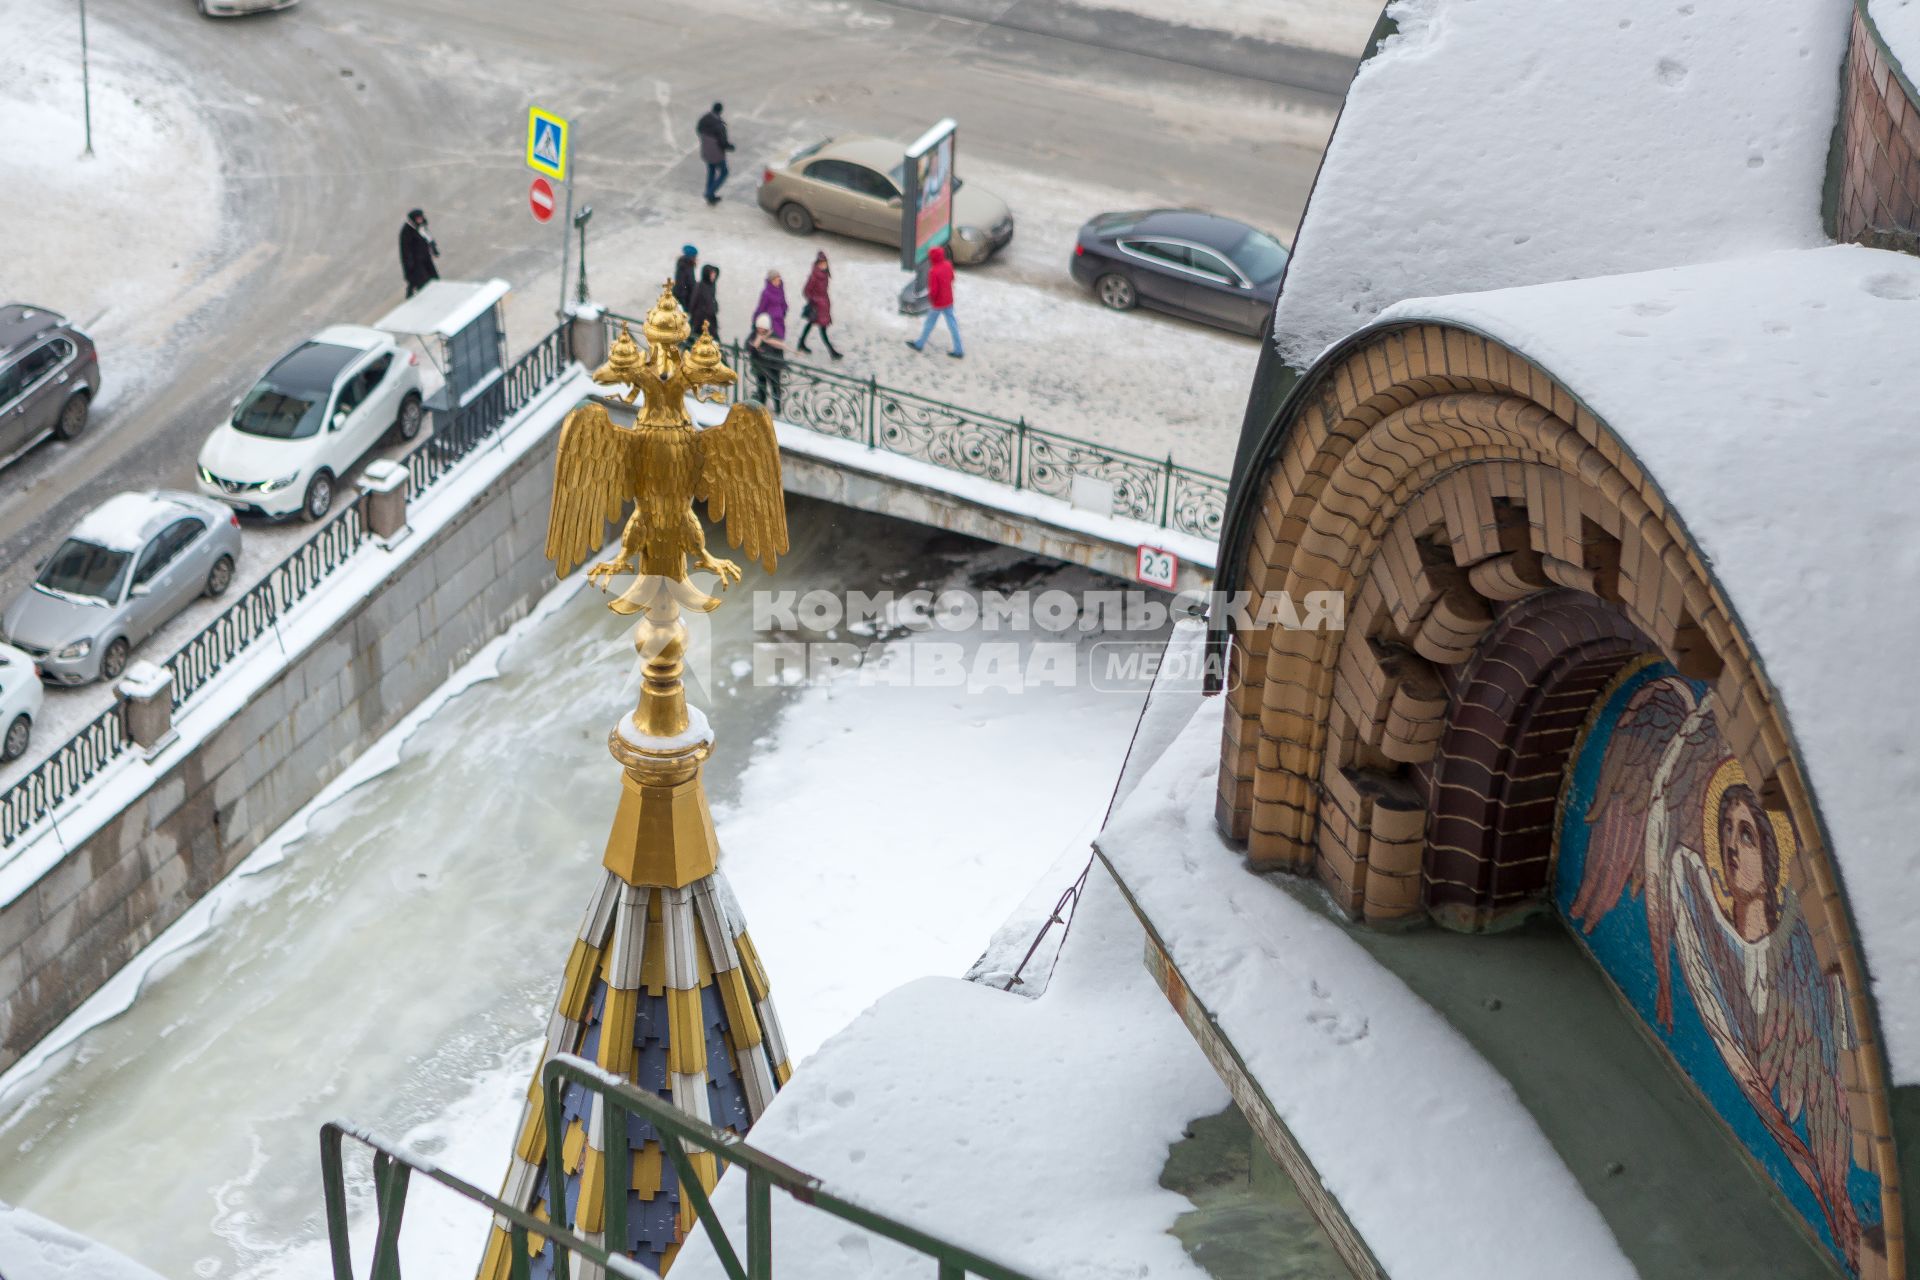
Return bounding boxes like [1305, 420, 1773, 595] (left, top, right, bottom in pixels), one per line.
[1555, 657, 1883, 1274]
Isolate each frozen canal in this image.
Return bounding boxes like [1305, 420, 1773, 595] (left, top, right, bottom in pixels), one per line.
[0, 497, 1164, 1280]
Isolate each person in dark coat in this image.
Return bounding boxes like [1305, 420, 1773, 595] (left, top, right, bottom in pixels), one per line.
[673, 245, 699, 309]
[905, 246, 962, 358]
[688, 264, 721, 345]
[746, 312, 785, 413]
[795, 251, 841, 359]
[697, 103, 735, 205]
[399, 209, 439, 298]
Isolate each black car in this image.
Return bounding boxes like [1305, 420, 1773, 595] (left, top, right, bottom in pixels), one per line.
[1070, 210, 1289, 337]
[0, 304, 100, 467]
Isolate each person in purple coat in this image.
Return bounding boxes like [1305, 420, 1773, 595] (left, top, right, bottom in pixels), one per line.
[754, 270, 788, 339]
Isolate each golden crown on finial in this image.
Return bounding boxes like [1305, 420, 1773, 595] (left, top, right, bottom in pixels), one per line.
[682, 322, 734, 402]
[592, 322, 646, 398]
[643, 278, 691, 348]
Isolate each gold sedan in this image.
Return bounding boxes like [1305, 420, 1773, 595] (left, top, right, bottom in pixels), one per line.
[755, 136, 1014, 266]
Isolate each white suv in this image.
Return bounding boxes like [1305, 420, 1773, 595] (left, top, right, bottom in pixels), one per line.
[196, 325, 424, 521]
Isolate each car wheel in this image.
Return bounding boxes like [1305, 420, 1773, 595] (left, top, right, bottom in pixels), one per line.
[303, 471, 334, 521]
[55, 392, 90, 441]
[2, 715, 28, 762]
[394, 392, 423, 442]
[205, 554, 235, 598]
[777, 202, 815, 236]
[1096, 273, 1137, 311]
[100, 638, 130, 683]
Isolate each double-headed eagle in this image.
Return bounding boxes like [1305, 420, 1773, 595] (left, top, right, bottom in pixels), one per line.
[546, 283, 788, 614]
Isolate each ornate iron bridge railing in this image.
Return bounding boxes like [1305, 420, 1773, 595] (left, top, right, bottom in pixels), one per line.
[600, 314, 1229, 544]
[0, 321, 574, 849]
[319, 1052, 1039, 1280]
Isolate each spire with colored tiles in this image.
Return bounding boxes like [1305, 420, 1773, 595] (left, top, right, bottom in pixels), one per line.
[480, 291, 791, 1278]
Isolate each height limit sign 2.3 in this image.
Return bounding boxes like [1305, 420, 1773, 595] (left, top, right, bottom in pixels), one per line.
[529, 176, 556, 223]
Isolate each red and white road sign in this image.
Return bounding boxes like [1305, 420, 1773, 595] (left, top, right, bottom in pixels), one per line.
[1136, 545, 1179, 591]
[529, 176, 556, 223]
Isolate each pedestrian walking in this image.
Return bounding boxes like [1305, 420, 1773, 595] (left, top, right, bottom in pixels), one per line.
[399, 209, 440, 298]
[796, 251, 842, 360]
[747, 312, 785, 413]
[905, 246, 963, 358]
[697, 102, 735, 205]
[755, 269, 788, 340]
[688, 264, 722, 344]
[673, 245, 699, 309]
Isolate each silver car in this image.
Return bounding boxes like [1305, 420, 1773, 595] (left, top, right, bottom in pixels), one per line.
[3, 491, 243, 686]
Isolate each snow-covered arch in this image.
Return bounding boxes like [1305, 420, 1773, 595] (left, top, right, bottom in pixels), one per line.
[1214, 315, 1904, 1277]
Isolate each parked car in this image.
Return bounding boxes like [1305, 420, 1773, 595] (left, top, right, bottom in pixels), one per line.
[196, 325, 423, 521]
[2, 491, 242, 686]
[1070, 209, 1289, 337]
[0, 303, 100, 467]
[756, 136, 1014, 265]
[196, 0, 299, 15]
[0, 642, 43, 762]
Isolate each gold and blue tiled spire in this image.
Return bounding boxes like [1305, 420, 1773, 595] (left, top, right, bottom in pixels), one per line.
[480, 289, 792, 1278]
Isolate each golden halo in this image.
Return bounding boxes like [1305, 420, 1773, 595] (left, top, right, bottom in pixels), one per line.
[1700, 757, 1743, 921]
[1700, 756, 1797, 916]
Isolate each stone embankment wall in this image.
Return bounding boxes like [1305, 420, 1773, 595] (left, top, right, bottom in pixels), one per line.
[0, 441, 565, 1072]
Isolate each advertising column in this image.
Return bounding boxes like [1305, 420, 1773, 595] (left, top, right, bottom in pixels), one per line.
[897, 118, 957, 314]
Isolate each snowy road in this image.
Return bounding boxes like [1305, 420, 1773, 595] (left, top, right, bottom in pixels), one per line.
[0, 0, 1339, 613]
[0, 497, 1169, 1279]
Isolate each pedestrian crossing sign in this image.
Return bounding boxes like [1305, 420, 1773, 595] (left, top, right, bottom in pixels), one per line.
[526, 107, 569, 182]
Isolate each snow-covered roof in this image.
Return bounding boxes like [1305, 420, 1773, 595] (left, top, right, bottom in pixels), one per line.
[672, 871, 1235, 1280]
[1270, 0, 1848, 368]
[68, 491, 194, 552]
[0, 1202, 167, 1280]
[1870, 0, 1920, 77]
[1099, 692, 1636, 1279]
[374, 279, 509, 340]
[1377, 243, 1920, 1083]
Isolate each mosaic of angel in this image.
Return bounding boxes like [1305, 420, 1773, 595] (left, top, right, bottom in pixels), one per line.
[1565, 668, 1874, 1270]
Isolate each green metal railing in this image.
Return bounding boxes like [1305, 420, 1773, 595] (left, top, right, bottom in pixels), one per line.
[320, 1052, 1039, 1280]
[600, 313, 1227, 543]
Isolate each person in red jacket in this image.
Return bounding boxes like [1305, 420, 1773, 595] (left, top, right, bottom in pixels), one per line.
[905, 246, 964, 358]
[796, 251, 841, 359]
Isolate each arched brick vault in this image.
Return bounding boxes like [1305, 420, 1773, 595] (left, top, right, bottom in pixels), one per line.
[1213, 321, 1903, 1270]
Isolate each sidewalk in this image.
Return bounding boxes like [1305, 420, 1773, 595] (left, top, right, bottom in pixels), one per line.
[884, 0, 1376, 94]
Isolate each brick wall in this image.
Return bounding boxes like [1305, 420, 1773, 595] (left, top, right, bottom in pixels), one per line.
[0, 439, 565, 1072]
[1838, 8, 1920, 248]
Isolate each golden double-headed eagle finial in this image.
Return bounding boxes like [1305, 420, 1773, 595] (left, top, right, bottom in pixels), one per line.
[547, 280, 788, 616]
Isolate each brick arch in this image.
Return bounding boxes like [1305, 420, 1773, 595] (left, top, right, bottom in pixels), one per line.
[1215, 323, 1901, 1271]
[1423, 593, 1647, 931]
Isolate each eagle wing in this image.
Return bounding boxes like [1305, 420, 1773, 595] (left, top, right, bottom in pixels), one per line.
[545, 399, 644, 579]
[695, 401, 789, 573]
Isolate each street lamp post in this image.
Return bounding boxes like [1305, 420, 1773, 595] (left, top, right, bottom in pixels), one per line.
[573, 205, 593, 305]
[78, 0, 94, 157]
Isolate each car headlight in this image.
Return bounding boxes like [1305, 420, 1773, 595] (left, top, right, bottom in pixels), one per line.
[260, 471, 301, 493]
[198, 465, 217, 485]
[56, 639, 93, 661]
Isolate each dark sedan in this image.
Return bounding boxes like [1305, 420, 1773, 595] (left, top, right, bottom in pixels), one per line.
[1070, 210, 1289, 337]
